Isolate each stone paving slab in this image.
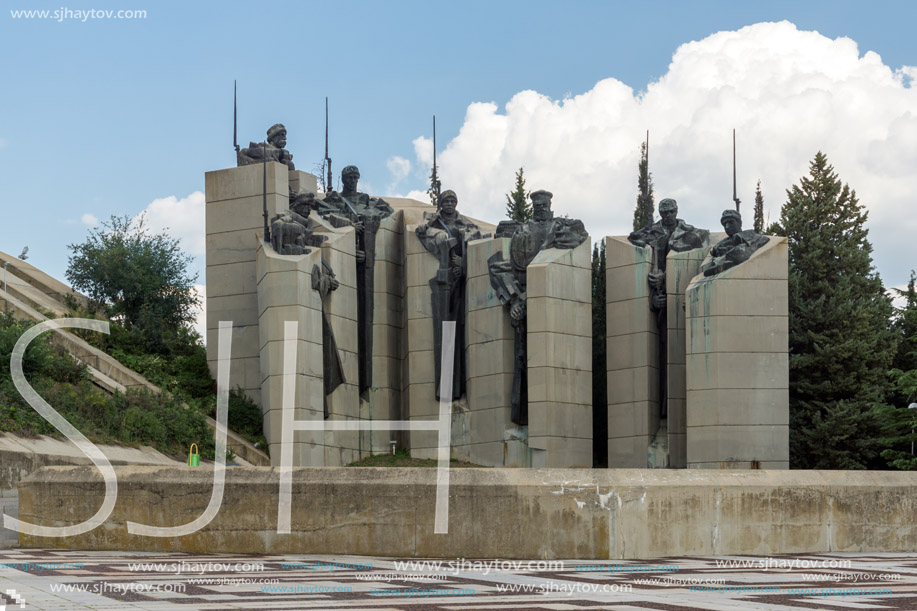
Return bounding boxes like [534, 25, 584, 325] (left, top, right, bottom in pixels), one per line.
[1, 550, 916, 610]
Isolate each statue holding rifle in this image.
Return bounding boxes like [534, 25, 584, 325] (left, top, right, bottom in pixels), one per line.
[416, 190, 485, 400]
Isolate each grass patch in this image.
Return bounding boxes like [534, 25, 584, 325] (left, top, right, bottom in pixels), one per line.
[347, 449, 484, 468]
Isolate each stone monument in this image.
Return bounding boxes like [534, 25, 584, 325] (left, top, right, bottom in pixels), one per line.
[237, 123, 295, 170]
[608, 198, 710, 467]
[415, 190, 484, 400]
[685, 210, 788, 468]
[315, 165, 394, 395]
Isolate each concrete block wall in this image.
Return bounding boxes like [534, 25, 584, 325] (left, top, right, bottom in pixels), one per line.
[255, 243, 326, 465]
[403, 218, 447, 459]
[664, 245, 714, 468]
[205, 162, 291, 408]
[605, 237, 659, 467]
[527, 240, 593, 468]
[363, 213, 406, 455]
[685, 237, 790, 469]
[317, 228, 362, 466]
[464, 238, 518, 466]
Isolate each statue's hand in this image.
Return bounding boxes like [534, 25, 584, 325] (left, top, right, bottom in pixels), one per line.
[451, 254, 463, 269]
[353, 220, 364, 234]
[648, 271, 665, 290]
[329, 277, 340, 291]
[450, 265, 463, 280]
[356, 249, 366, 263]
[510, 300, 526, 322]
[651, 293, 667, 310]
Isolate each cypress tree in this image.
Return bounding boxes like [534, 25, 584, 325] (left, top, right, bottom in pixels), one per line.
[505, 167, 532, 222]
[776, 152, 897, 469]
[632, 141, 654, 231]
[754, 179, 765, 233]
[592, 241, 607, 467]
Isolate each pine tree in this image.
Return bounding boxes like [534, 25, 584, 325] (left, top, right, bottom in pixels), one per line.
[879, 271, 917, 470]
[592, 241, 607, 467]
[754, 179, 765, 233]
[505, 167, 531, 221]
[893, 271, 917, 374]
[778, 152, 897, 469]
[632, 141, 654, 231]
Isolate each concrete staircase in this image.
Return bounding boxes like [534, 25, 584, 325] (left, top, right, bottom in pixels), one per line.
[0, 253, 270, 467]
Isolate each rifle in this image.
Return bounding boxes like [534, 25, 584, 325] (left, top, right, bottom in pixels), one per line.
[233, 80, 240, 160]
[432, 115, 441, 204]
[325, 97, 333, 192]
[732, 129, 741, 213]
[262, 143, 270, 243]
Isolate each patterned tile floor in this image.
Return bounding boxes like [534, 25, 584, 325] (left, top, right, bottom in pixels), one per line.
[1, 549, 916, 610]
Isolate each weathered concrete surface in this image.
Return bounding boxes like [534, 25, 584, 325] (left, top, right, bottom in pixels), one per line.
[17, 466, 917, 559]
[0, 433, 179, 548]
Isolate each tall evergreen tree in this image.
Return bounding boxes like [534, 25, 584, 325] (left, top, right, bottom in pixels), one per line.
[893, 271, 917, 374]
[774, 152, 897, 469]
[505, 167, 531, 221]
[754, 179, 765, 233]
[632, 141, 654, 231]
[592, 241, 607, 467]
[879, 271, 917, 470]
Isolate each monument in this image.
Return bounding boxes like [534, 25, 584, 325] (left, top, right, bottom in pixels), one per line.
[415, 190, 484, 400]
[488, 190, 589, 425]
[237, 123, 295, 170]
[314, 165, 394, 394]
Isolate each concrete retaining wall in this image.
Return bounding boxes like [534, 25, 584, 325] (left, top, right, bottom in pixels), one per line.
[16, 466, 917, 559]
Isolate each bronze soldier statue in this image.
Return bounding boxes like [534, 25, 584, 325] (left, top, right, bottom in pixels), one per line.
[488, 190, 588, 425]
[701, 209, 769, 277]
[237, 123, 295, 170]
[314, 165, 394, 394]
[628, 197, 709, 418]
[416, 190, 485, 400]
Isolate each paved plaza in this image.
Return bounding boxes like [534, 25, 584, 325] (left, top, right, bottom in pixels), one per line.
[2, 549, 917, 610]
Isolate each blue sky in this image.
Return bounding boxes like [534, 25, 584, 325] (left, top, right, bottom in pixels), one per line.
[1, 0, 915, 309]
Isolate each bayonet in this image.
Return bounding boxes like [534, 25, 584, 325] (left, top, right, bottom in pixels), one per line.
[432, 115, 441, 204]
[263, 143, 270, 243]
[733, 129, 741, 213]
[233, 80, 239, 155]
[325, 97, 333, 192]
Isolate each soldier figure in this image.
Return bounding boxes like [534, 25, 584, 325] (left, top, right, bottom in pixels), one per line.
[314, 165, 394, 393]
[237, 123, 295, 170]
[488, 190, 588, 425]
[701, 209, 770, 277]
[416, 190, 485, 400]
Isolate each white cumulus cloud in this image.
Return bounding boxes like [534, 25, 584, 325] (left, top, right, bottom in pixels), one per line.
[413, 136, 434, 168]
[136, 191, 206, 256]
[418, 21, 917, 286]
[386, 155, 412, 183]
[81, 213, 99, 227]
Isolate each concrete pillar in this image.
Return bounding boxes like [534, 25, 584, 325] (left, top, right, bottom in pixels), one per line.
[464, 238, 517, 466]
[362, 213, 406, 455]
[605, 237, 659, 467]
[664, 246, 712, 468]
[255, 242, 325, 465]
[685, 237, 790, 469]
[527, 240, 593, 468]
[205, 162, 291, 408]
[404, 219, 450, 459]
[315, 226, 361, 466]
